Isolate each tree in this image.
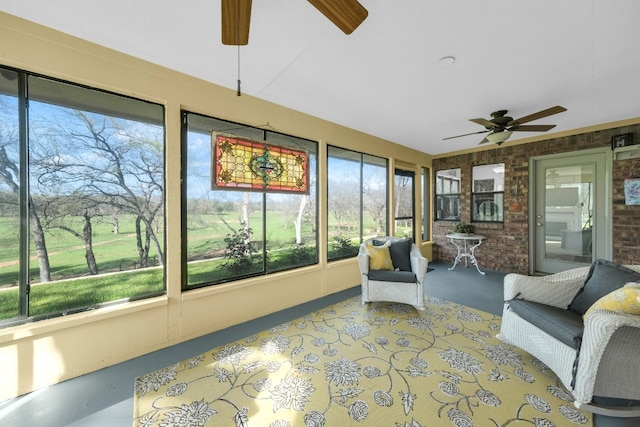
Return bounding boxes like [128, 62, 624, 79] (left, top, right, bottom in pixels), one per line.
[0, 139, 52, 283]
[294, 195, 308, 245]
[275, 194, 309, 244]
[363, 173, 386, 234]
[328, 178, 359, 234]
[33, 110, 165, 268]
[394, 174, 412, 229]
[39, 194, 101, 275]
[100, 203, 125, 235]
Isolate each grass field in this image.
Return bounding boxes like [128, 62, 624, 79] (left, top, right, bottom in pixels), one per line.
[0, 214, 165, 322]
[0, 216, 160, 287]
[0, 268, 164, 320]
[0, 208, 383, 322]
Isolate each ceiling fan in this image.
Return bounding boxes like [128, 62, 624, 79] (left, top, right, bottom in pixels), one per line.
[221, 0, 368, 45]
[444, 105, 567, 145]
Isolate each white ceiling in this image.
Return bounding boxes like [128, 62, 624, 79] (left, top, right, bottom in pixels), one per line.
[2, 0, 639, 155]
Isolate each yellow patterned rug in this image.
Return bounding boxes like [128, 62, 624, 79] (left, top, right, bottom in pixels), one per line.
[133, 296, 592, 426]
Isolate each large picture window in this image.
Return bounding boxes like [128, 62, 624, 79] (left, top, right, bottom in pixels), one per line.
[472, 163, 505, 222]
[183, 113, 318, 288]
[435, 168, 461, 221]
[0, 67, 166, 326]
[327, 146, 388, 260]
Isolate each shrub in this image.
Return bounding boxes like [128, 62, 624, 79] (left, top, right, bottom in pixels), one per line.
[285, 244, 316, 265]
[222, 223, 258, 274]
[329, 235, 358, 259]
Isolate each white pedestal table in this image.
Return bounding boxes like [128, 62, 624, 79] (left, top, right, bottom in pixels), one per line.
[446, 234, 486, 275]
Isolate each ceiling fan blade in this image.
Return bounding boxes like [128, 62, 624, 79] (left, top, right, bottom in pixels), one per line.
[478, 136, 490, 144]
[469, 118, 497, 128]
[443, 129, 490, 140]
[510, 124, 556, 132]
[508, 105, 566, 126]
[222, 0, 252, 45]
[307, 0, 368, 34]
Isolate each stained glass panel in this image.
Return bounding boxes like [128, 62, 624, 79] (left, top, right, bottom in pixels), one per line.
[212, 134, 309, 194]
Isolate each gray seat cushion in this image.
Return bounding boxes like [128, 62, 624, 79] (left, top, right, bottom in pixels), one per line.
[368, 270, 416, 283]
[509, 299, 584, 349]
[569, 259, 640, 315]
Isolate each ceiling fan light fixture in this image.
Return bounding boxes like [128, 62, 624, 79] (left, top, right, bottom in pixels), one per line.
[438, 56, 456, 67]
[486, 131, 512, 145]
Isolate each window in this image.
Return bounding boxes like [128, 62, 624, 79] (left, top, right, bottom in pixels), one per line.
[0, 67, 166, 326]
[327, 146, 387, 260]
[394, 169, 414, 239]
[435, 168, 461, 221]
[421, 167, 430, 241]
[183, 112, 318, 288]
[472, 163, 504, 222]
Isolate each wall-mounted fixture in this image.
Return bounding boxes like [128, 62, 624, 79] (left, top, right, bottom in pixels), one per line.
[614, 144, 640, 161]
[611, 132, 634, 149]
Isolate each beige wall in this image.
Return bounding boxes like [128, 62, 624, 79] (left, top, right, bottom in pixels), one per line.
[0, 13, 433, 400]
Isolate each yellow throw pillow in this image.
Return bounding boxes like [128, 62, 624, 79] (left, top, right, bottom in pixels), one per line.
[584, 282, 640, 319]
[365, 241, 394, 271]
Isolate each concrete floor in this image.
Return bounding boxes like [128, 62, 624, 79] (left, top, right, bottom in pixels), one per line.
[0, 261, 636, 426]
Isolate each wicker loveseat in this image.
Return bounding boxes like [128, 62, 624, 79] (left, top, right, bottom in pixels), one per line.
[358, 236, 427, 311]
[497, 259, 640, 417]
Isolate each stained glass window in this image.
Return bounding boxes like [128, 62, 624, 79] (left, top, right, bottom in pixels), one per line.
[212, 134, 309, 194]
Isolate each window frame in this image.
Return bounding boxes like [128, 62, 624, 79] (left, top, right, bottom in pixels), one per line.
[421, 166, 430, 241]
[394, 168, 415, 240]
[182, 111, 319, 290]
[326, 145, 388, 261]
[434, 168, 461, 221]
[471, 163, 505, 223]
[0, 66, 166, 328]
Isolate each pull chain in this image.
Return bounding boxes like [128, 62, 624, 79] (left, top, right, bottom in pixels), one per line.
[236, 3, 241, 96]
[237, 45, 241, 96]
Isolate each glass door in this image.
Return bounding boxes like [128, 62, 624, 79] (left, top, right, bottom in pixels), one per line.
[532, 150, 610, 274]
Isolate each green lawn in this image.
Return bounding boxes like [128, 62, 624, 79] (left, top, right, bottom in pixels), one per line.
[0, 207, 381, 322]
[0, 268, 164, 320]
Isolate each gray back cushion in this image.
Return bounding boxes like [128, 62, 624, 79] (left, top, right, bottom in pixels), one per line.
[389, 239, 412, 271]
[568, 259, 640, 315]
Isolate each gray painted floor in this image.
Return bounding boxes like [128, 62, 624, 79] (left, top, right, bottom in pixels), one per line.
[0, 262, 636, 426]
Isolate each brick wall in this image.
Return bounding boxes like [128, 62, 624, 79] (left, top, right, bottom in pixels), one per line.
[432, 123, 640, 274]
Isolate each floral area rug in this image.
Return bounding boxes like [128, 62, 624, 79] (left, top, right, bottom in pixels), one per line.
[133, 296, 592, 427]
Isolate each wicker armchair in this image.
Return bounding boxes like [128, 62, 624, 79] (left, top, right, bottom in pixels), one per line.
[358, 236, 427, 311]
[497, 263, 640, 417]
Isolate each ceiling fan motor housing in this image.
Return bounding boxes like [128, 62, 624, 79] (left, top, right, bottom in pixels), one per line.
[489, 110, 513, 130]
